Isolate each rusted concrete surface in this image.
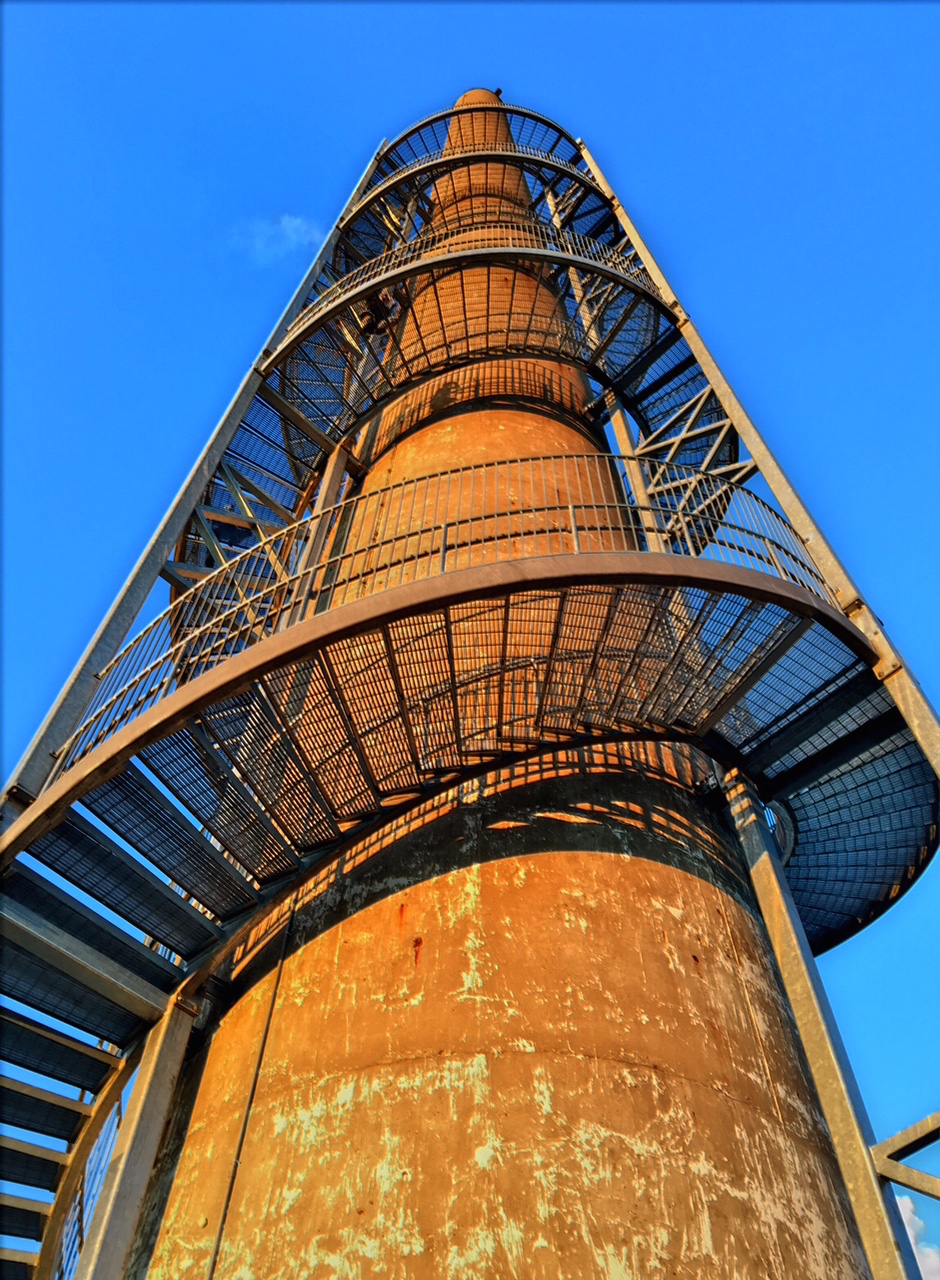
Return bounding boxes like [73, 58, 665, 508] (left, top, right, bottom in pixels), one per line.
[136, 762, 869, 1279]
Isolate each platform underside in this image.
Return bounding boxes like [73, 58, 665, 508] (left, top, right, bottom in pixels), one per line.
[2, 557, 934, 1083]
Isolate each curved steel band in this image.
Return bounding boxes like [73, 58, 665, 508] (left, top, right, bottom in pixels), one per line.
[371, 103, 581, 168]
[342, 145, 603, 226]
[0, 553, 875, 870]
[264, 236, 671, 376]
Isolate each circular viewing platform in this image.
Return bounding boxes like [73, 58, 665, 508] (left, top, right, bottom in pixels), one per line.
[58, 457, 828, 772]
[4, 456, 931, 981]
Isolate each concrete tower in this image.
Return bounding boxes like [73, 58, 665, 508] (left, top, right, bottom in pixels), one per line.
[1, 92, 937, 1280]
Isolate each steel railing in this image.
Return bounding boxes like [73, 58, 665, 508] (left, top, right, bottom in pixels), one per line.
[51, 457, 829, 778]
[345, 142, 599, 221]
[282, 218, 661, 350]
[368, 103, 580, 183]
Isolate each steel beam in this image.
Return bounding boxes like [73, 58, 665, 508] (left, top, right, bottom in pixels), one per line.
[2, 142, 386, 809]
[871, 1114, 940, 1200]
[766, 707, 905, 799]
[723, 769, 920, 1280]
[219, 461, 294, 524]
[0, 1009, 117, 1072]
[255, 381, 344, 459]
[0, 897, 167, 1023]
[578, 139, 939, 776]
[52, 810, 223, 949]
[0, 1077, 91, 1119]
[0, 1247, 38, 1271]
[744, 667, 876, 770]
[696, 617, 813, 735]
[10, 861, 182, 983]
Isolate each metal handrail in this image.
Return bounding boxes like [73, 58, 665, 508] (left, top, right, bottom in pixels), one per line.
[280, 219, 661, 352]
[369, 102, 581, 179]
[51, 458, 829, 778]
[344, 142, 599, 225]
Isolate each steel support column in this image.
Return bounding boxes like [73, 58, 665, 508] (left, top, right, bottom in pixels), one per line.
[2, 141, 386, 811]
[579, 140, 939, 776]
[723, 768, 920, 1280]
[73, 1000, 197, 1280]
[544, 188, 666, 555]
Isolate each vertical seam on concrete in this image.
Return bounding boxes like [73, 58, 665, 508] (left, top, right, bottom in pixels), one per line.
[205, 892, 298, 1280]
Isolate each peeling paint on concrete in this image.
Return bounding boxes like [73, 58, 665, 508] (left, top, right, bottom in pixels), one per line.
[533, 1066, 554, 1116]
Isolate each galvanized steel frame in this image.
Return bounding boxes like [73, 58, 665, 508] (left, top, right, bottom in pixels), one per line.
[3, 140, 388, 808]
[578, 141, 939, 775]
[724, 770, 926, 1280]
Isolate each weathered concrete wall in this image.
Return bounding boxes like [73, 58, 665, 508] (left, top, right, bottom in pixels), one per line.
[134, 759, 870, 1279]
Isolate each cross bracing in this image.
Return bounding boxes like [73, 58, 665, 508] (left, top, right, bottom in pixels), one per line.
[1, 97, 936, 1280]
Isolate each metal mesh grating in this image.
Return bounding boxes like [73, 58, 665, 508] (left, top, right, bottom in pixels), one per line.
[3, 868, 178, 993]
[387, 613, 461, 772]
[0, 940, 141, 1048]
[322, 633, 421, 793]
[81, 771, 255, 919]
[0, 1143, 63, 1194]
[27, 818, 217, 959]
[0, 1084, 85, 1145]
[0, 1199, 47, 1243]
[763, 684, 895, 781]
[263, 662, 375, 819]
[200, 689, 340, 841]
[0, 1013, 113, 1095]
[715, 622, 863, 750]
[139, 730, 297, 882]
[787, 734, 937, 948]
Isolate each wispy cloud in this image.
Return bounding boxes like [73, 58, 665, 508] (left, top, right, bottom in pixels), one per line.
[230, 214, 323, 266]
[899, 1195, 940, 1280]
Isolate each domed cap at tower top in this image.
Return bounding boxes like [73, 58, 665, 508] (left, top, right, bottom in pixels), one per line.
[454, 88, 503, 107]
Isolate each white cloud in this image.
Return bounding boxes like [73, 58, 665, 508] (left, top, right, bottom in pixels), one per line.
[898, 1195, 940, 1280]
[230, 213, 323, 266]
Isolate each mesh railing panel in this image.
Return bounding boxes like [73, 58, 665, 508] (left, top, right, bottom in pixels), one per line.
[54, 458, 828, 775]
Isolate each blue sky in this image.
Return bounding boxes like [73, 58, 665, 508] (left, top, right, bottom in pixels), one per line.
[2, 0, 938, 1260]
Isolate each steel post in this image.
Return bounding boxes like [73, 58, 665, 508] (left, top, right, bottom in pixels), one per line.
[723, 768, 921, 1280]
[73, 999, 197, 1280]
[579, 140, 939, 776]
